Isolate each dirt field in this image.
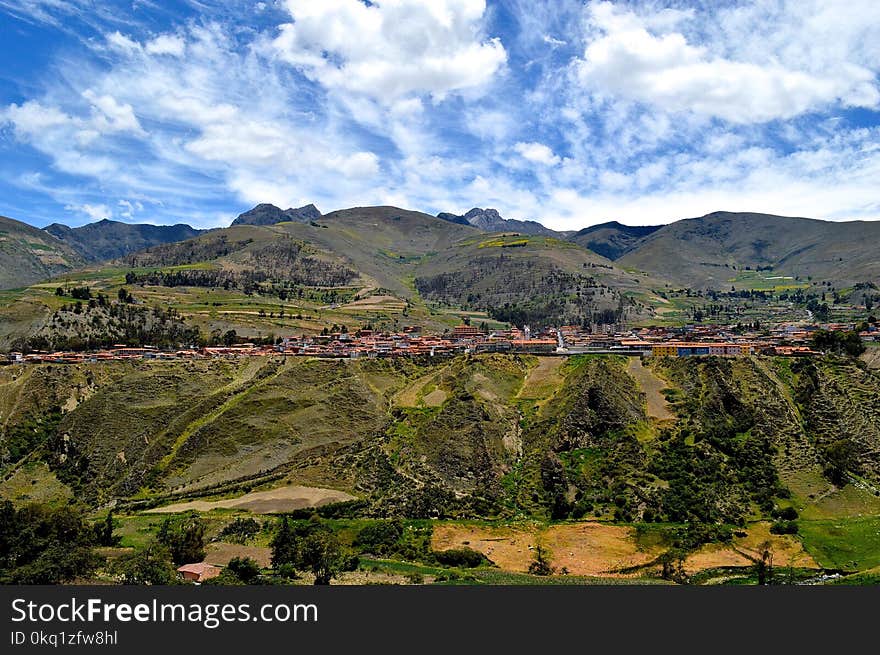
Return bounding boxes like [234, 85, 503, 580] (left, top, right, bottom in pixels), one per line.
[341, 295, 406, 310]
[626, 358, 675, 421]
[684, 523, 817, 573]
[517, 357, 565, 406]
[422, 389, 447, 406]
[204, 542, 273, 568]
[432, 522, 663, 576]
[146, 485, 356, 514]
[433, 520, 818, 578]
[393, 367, 446, 407]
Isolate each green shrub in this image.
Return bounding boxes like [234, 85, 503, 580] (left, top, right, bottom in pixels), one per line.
[432, 548, 486, 568]
[219, 517, 261, 544]
[354, 520, 404, 555]
[770, 520, 799, 535]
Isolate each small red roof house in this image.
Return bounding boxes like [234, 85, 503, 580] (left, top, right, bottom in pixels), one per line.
[177, 563, 221, 583]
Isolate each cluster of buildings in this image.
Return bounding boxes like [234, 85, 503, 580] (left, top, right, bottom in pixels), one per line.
[5, 321, 876, 365]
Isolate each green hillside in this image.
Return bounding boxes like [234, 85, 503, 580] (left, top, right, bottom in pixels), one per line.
[0, 215, 85, 290]
[0, 206, 669, 350]
[3, 353, 879, 583]
[414, 232, 657, 327]
[4, 354, 878, 520]
[618, 211, 880, 289]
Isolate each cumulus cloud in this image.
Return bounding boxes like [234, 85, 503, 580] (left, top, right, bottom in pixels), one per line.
[271, 0, 507, 101]
[514, 141, 560, 166]
[577, 1, 880, 123]
[2, 0, 880, 230]
[145, 34, 185, 57]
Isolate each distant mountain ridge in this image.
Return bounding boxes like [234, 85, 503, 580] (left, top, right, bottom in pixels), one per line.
[44, 219, 204, 263]
[568, 221, 663, 260]
[437, 207, 567, 237]
[3, 204, 879, 294]
[231, 203, 321, 226]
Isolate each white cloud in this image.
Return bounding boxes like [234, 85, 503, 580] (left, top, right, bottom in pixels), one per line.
[514, 141, 560, 166]
[106, 30, 140, 52]
[1, 20, 388, 225]
[332, 151, 381, 179]
[577, 1, 880, 123]
[117, 199, 143, 219]
[2, 101, 73, 135]
[466, 109, 516, 142]
[65, 203, 111, 221]
[271, 0, 506, 101]
[82, 90, 144, 135]
[3, 0, 880, 232]
[542, 34, 565, 47]
[145, 34, 185, 57]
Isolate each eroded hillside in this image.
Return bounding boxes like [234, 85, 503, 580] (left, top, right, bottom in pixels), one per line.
[3, 354, 878, 532]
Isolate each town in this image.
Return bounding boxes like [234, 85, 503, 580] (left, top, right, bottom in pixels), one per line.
[4, 320, 876, 365]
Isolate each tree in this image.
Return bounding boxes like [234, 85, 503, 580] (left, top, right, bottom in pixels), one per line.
[112, 540, 177, 585]
[300, 530, 346, 585]
[824, 439, 858, 486]
[157, 513, 206, 565]
[756, 541, 774, 586]
[527, 544, 554, 576]
[353, 519, 403, 555]
[659, 549, 688, 584]
[811, 330, 865, 358]
[95, 511, 120, 547]
[226, 556, 261, 584]
[270, 516, 299, 569]
[219, 517, 261, 544]
[222, 329, 238, 346]
[0, 502, 101, 584]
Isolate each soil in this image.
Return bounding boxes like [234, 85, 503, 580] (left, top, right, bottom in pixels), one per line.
[432, 522, 662, 577]
[627, 358, 675, 421]
[146, 485, 356, 514]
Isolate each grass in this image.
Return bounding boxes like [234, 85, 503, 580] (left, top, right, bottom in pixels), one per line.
[797, 516, 880, 571]
[465, 570, 669, 585]
[727, 270, 811, 292]
[0, 461, 73, 506]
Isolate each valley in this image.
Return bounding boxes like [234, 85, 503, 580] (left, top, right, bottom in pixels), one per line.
[0, 203, 878, 586]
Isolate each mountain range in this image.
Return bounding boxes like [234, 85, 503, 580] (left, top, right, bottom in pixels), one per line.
[437, 207, 567, 237]
[231, 203, 322, 226]
[0, 204, 878, 296]
[45, 219, 204, 263]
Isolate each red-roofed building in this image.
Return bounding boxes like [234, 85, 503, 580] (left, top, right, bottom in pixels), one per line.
[177, 563, 221, 583]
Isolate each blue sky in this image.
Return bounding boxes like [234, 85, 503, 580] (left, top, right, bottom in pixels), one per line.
[1, 0, 879, 230]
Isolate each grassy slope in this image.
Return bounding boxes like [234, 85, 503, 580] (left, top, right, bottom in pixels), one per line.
[619, 211, 880, 289]
[0, 216, 85, 290]
[0, 207, 672, 349]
